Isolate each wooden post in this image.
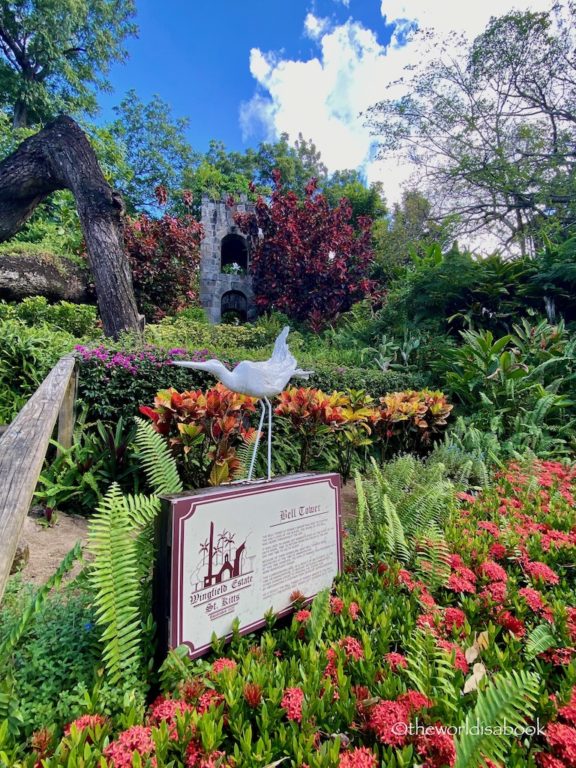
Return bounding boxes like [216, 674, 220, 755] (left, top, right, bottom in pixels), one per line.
[57, 363, 78, 452]
[0, 355, 76, 601]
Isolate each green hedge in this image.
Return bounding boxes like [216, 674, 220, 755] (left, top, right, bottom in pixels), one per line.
[305, 364, 428, 397]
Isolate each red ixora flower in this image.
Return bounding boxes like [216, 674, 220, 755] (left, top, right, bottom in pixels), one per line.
[544, 722, 576, 767]
[330, 596, 344, 614]
[64, 713, 106, 736]
[339, 746, 378, 767]
[558, 689, 576, 727]
[147, 697, 193, 735]
[295, 609, 312, 622]
[340, 636, 364, 661]
[397, 690, 433, 713]
[281, 687, 305, 722]
[385, 652, 408, 670]
[348, 601, 360, 620]
[478, 560, 508, 583]
[367, 700, 409, 746]
[496, 610, 526, 638]
[447, 573, 476, 594]
[211, 657, 237, 675]
[415, 727, 456, 768]
[444, 607, 466, 634]
[523, 559, 560, 585]
[104, 725, 156, 768]
[197, 689, 225, 713]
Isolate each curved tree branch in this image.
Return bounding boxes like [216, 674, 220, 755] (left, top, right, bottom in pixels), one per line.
[0, 115, 143, 338]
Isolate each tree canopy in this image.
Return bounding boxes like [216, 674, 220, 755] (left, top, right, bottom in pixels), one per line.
[366, 3, 576, 256]
[0, 0, 137, 128]
[110, 90, 196, 212]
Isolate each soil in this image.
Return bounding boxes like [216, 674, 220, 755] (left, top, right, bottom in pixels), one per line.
[16, 511, 90, 585]
[13, 482, 358, 586]
[340, 480, 358, 523]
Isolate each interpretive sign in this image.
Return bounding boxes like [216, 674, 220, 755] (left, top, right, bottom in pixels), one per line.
[154, 473, 342, 659]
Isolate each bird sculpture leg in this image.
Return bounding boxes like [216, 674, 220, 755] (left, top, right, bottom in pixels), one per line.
[265, 396, 273, 481]
[247, 399, 266, 482]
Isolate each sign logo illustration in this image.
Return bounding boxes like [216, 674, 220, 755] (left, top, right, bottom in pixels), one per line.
[190, 522, 255, 596]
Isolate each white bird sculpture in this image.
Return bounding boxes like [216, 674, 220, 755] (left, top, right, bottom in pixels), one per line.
[172, 326, 312, 481]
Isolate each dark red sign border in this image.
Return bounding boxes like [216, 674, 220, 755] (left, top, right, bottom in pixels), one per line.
[154, 473, 342, 661]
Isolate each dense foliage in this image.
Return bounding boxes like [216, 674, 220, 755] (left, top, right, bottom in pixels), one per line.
[140, 384, 452, 485]
[123, 190, 203, 319]
[3, 456, 576, 768]
[2, 3, 576, 767]
[235, 172, 374, 330]
[0, 0, 136, 128]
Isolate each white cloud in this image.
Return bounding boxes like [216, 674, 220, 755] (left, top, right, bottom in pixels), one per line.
[304, 12, 331, 39]
[240, 2, 557, 210]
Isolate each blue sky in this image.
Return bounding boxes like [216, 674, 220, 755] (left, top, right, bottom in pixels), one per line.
[100, 0, 392, 153]
[99, 0, 554, 203]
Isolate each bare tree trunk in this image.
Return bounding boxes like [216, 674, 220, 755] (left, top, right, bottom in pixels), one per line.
[0, 115, 143, 338]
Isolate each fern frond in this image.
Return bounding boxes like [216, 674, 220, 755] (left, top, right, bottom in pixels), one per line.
[406, 630, 458, 710]
[351, 470, 372, 569]
[397, 480, 453, 537]
[381, 494, 410, 562]
[235, 431, 260, 481]
[135, 417, 183, 495]
[308, 589, 330, 646]
[455, 670, 540, 768]
[88, 484, 143, 684]
[525, 624, 556, 660]
[414, 528, 451, 590]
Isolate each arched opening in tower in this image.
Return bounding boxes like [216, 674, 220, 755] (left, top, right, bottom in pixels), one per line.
[220, 233, 248, 274]
[221, 290, 248, 323]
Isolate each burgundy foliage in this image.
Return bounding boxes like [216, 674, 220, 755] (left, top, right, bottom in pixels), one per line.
[234, 171, 374, 331]
[123, 186, 204, 319]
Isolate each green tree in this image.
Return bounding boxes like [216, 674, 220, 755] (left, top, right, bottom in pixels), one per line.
[366, 4, 576, 255]
[323, 169, 387, 226]
[110, 90, 196, 211]
[373, 189, 451, 281]
[254, 132, 328, 195]
[0, 0, 136, 128]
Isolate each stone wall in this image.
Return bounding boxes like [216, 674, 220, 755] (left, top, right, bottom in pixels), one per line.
[199, 197, 256, 324]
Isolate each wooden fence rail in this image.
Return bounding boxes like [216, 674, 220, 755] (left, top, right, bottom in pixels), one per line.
[0, 355, 77, 602]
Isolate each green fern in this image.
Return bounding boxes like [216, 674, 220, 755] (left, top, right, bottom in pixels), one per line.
[89, 422, 184, 684]
[414, 526, 452, 589]
[235, 431, 260, 481]
[134, 417, 183, 495]
[525, 624, 556, 660]
[455, 670, 541, 768]
[380, 494, 410, 562]
[406, 629, 458, 711]
[89, 485, 149, 683]
[350, 470, 372, 569]
[308, 589, 330, 646]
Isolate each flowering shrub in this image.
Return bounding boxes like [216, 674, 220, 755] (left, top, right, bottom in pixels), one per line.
[6, 458, 576, 767]
[76, 344, 218, 422]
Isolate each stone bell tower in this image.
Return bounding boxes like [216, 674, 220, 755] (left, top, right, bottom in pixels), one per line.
[199, 196, 256, 324]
